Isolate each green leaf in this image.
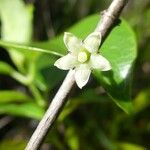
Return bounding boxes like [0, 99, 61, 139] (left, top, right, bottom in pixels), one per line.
[94, 19, 137, 113]
[0, 140, 26, 150]
[0, 90, 31, 103]
[65, 127, 79, 150]
[35, 14, 137, 113]
[0, 40, 63, 57]
[0, 61, 14, 75]
[34, 14, 98, 55]
[0, 42, 64, 90]
[29, 52, 66, 91]
[0, 61, 35, 85]
[0, 0, 33, 69]
[0, 0, 33, 43]
[36, 66, 66, 91]
[117, 142, 147, 150]
[0, 102, 44, 119]
[133, 88, 150, 113]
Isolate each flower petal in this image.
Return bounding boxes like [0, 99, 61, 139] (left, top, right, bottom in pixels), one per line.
[83, 32, 101, 53]
[54, 54, 77, 70]
[64, 32, 82, 54]
[90, 54, 111, 71]
[75, 64, 91, 89]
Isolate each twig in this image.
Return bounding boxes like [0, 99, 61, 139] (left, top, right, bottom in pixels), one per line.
[25, 0, 128, 150]
[25, 70, 75, 150]
[95, 0, 128, 37]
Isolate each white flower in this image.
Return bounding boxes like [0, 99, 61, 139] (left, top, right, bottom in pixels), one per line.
[54, 32, 111, 88]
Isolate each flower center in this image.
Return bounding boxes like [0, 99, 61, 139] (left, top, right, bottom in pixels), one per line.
[77, 48, 90, 63]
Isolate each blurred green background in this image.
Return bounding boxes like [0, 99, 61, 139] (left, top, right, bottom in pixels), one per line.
[0, 0, 150, 150]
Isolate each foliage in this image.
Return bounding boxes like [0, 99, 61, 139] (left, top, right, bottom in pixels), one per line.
[0, 0, 149, 149]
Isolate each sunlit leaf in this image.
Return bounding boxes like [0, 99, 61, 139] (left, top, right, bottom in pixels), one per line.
[0, 102, 44, 119]
[94, 19, 137, 113]
[0, 61, 14, 75]
[0, 90, 31, 103]
[0, 40, 63, 57]
[0, 0, 33, 69]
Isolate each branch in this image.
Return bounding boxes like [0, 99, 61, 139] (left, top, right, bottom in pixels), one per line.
[25, 0, 128, 150]
[95, 0, 128, 38]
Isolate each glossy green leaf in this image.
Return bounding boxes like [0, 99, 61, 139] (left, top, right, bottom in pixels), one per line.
[0, 0, 33, 69]
[0, 102, 44, 119]
[33, 53, 65, 91]
[0, 90, 31, 103]
[94, 19, 137, 113]
[36, 66, 66, 91]
[35, 14, 137, 113]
